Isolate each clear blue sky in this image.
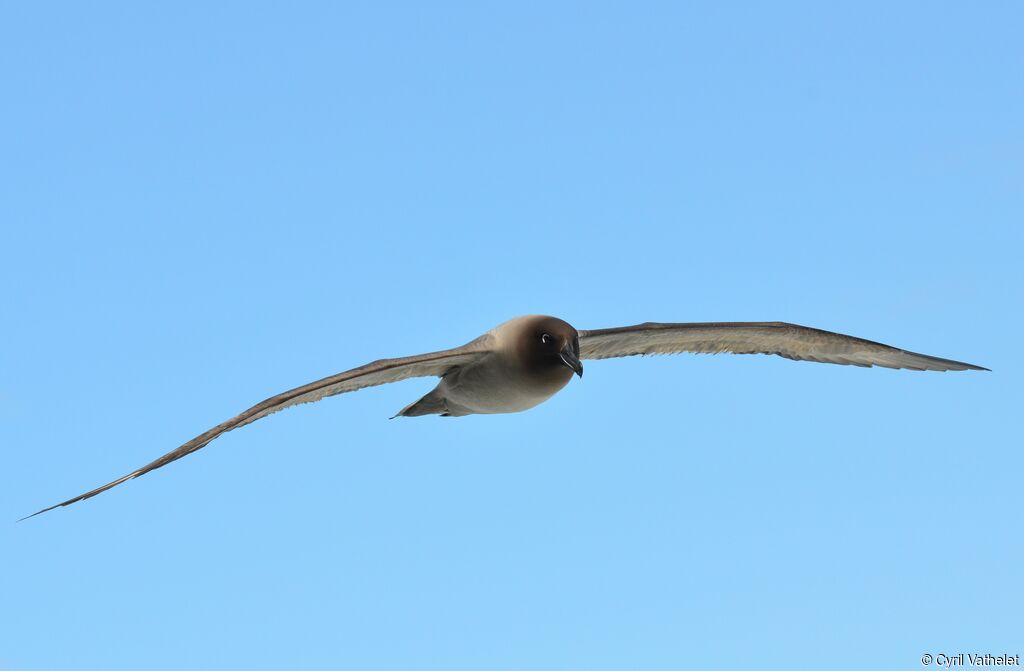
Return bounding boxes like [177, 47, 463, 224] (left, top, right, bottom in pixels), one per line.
[2, 2, 1020, 669]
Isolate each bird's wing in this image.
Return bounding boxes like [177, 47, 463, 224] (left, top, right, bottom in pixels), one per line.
[25, 338, 492, 519]
[577, 322, 987, 371]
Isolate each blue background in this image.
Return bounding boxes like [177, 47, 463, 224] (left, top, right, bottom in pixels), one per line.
[2, 2, 1020, 669]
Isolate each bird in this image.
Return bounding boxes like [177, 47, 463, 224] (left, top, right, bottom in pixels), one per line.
[24, 315, 987, 518]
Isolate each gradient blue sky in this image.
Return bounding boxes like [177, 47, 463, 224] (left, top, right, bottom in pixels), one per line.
[2, 2, 1020, 669]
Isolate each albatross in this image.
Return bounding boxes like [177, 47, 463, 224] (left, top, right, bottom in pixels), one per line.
[25, 315, 987, 518]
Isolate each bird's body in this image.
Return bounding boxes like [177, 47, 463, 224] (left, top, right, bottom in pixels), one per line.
[24, 314, 987, 518]
[398, 351, 569, 416]
[398, 316, 578, 417]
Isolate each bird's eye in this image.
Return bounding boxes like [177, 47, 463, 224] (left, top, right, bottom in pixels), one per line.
[540, 333, 551, 344]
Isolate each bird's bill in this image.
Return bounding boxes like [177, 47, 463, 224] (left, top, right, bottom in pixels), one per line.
[559, 342, 584, 378]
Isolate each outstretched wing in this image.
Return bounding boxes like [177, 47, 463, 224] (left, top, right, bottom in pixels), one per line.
[24, 340, 491, 519]
[577, 322, 987, 371]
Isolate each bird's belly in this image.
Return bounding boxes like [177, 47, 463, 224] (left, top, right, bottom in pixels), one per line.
[447, 385, 553, 414]
[442, 360, 571, 415]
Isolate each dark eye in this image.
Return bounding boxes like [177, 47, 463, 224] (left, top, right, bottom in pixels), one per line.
[540, 333, 552, 344]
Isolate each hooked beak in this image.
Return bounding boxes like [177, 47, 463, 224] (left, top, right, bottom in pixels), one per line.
[559, 341, 584, 378]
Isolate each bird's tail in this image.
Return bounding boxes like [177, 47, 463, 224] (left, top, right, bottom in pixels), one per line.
[392, 388, 449, 418]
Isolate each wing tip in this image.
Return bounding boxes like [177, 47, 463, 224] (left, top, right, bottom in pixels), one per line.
[19, 473, 141, 522]
[953, 365, 989, 372]
[17, 495, 82, 521]
[19, 495, 86, 522]
[929, 358, 989, 372]
[889, 347, 989, 372]
[17, 506, 57, 523]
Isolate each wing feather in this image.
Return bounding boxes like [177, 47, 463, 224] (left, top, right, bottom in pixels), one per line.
[24, 340, 490, 519]
[577, 322, 987, 372]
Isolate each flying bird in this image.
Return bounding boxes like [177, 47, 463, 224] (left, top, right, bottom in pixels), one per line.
[25, 315, 987, 518]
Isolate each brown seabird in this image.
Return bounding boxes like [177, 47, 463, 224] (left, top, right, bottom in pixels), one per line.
[24, 315, 986, 518]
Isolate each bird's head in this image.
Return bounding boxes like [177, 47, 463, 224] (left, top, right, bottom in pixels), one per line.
[517, 315, 583, 379]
